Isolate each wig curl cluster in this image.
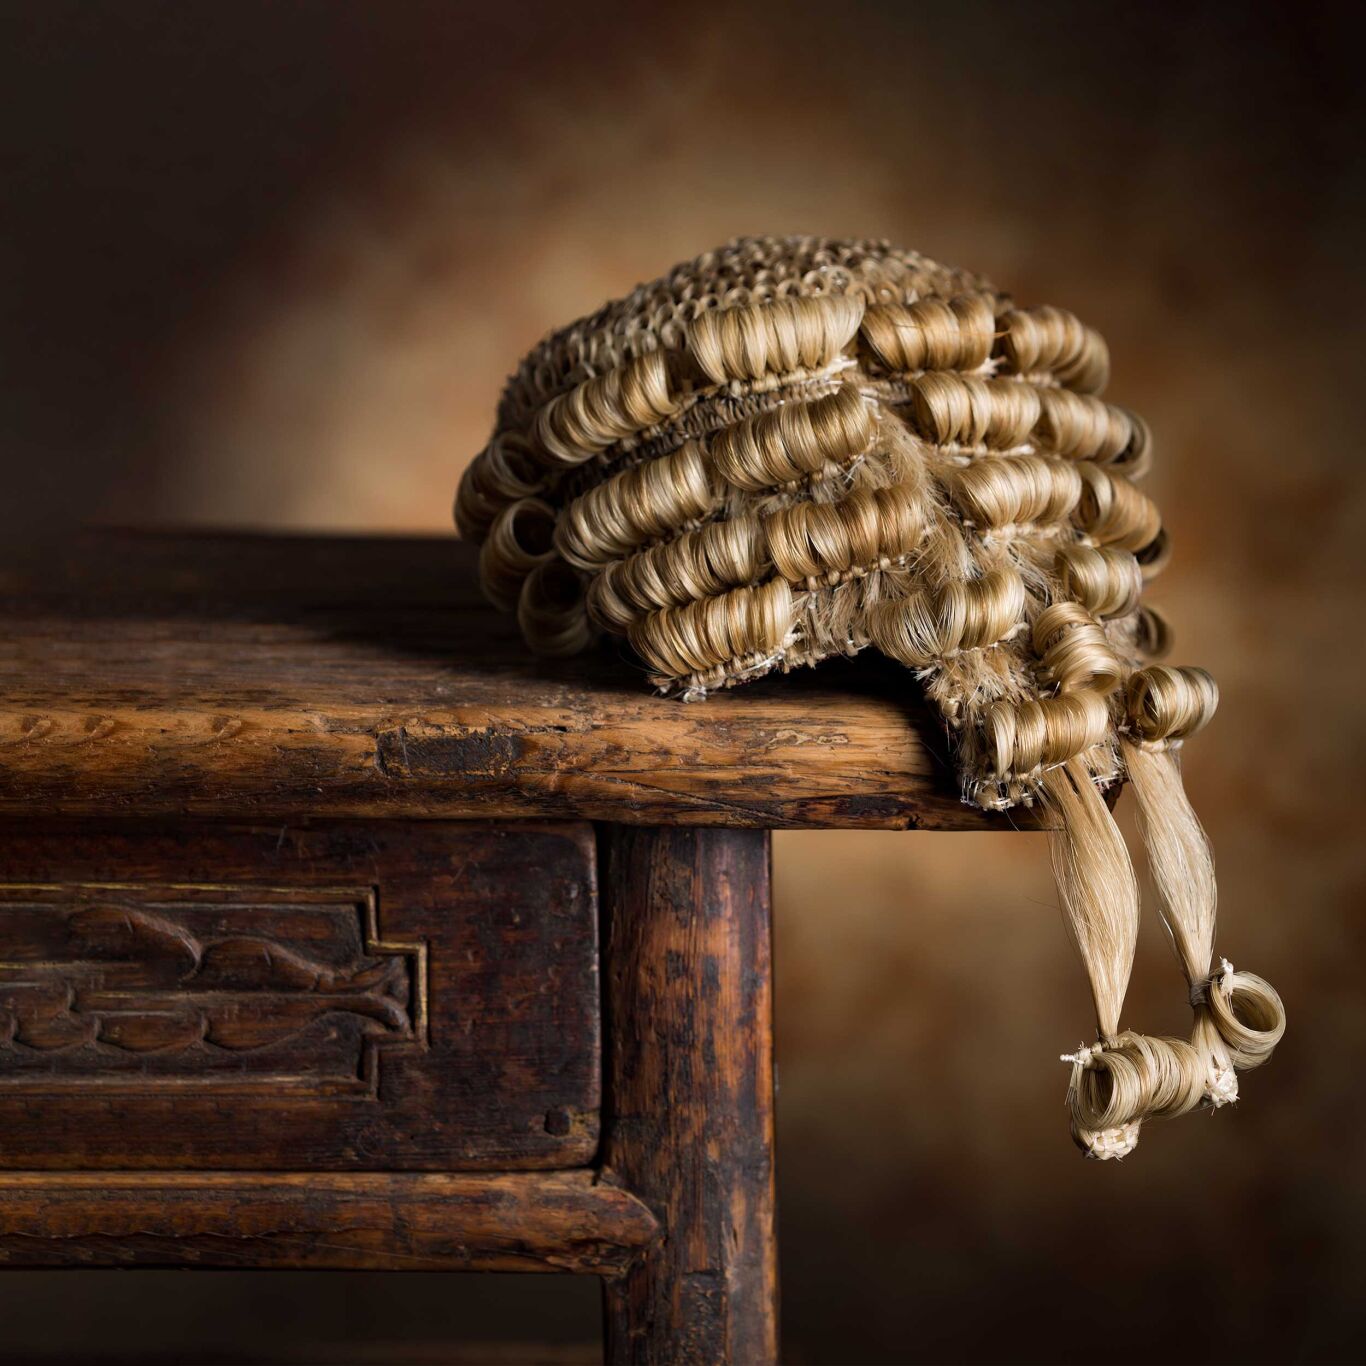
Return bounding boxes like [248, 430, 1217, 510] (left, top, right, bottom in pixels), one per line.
[457, 235, 1284, 1158]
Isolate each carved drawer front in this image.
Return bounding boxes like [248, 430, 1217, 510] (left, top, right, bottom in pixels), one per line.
[0, 823, 599, 1170]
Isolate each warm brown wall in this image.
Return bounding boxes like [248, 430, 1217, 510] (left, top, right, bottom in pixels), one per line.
[2, 2, 1363, 1362]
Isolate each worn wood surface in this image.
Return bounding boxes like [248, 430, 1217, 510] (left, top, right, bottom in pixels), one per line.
[0, 821, 600, 1169]
[600, 826, 778, 1366]
[0, 1170, 657, 1274]
[0, 529, 1045, 830]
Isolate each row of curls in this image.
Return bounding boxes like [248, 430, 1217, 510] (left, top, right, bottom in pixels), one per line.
[946, 454, 1083, 532]
[479, 494, 1173, 694]
[481, 480, 1163, 703]
[903, 372, 1149, 470]
[610, 536, 1188, 732]
[588, 481, 925, 631]
[862, 544, 1149, 664]
[627, 576, 795, 681]
[767, 537, 1176, 787]
[687, 293, 865, 386]
[859, 298, 1109, 394]
[943, 457, 1164, 566]
[533, 349, 682, 468]
[502, 250, 1091, 421]
[526, 294, 865, 480]
[553, 384, 874, 571]
[517, 296, 865, 484]
[464, 293, 1115, 522]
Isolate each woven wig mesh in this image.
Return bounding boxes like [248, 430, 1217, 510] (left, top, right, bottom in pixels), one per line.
[457, 235, 1284, 1158]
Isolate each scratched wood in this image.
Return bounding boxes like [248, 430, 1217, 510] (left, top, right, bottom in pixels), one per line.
[601, 826, 779, 1365]
[0, 529, 1049, 830]
[0, 822, 600, 1170]
[0, 1171, 657, 1273]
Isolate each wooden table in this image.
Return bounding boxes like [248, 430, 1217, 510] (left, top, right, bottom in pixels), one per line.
[0, 531, 1033, 1364]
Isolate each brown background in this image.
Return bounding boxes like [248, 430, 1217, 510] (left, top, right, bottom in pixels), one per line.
[2, 1, 1362, 1362]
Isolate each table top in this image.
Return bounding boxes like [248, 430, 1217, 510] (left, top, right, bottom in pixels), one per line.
[0, 530, 1047, 829]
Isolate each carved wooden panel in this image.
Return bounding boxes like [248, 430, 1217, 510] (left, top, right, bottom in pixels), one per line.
[0, 888, 422, 1094]
[0, 823, 599, 1170]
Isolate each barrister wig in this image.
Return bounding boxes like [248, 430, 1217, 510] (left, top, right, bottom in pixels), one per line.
[456, 236, 1284, 1159]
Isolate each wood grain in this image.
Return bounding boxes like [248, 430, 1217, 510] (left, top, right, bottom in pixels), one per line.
[0, 822, 600, 1170]
[600, 826, 778, 1366]
[0, 1170, 657, 1274]
[0, 529, 1049, 830]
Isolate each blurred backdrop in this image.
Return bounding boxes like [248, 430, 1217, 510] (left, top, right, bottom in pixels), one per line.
[2, 1, 1363, 1362]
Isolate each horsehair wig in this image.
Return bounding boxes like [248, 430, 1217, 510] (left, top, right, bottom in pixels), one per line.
[455, 235, 1285, 1159]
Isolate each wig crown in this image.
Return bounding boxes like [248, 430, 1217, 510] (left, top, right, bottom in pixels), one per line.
[457, 235, 1284, 1158]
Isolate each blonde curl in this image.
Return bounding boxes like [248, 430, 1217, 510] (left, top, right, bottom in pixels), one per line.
[996, 305, 1110, 394]
[687, 295, 864, 385]
[478, 497, 558, 613]
[1126, 664, 1219, 744]
[707, 383, 874, 492]
[534, 350, 680, 467]
[556, 441, 719, 570]
[859, 294, 997, 373]
[947, 455, 1084, 531]
[867, 565, 1025, 667]
[629, 577, 795, 679]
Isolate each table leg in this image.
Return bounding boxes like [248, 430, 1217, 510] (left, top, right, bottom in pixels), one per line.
[598, 825, 778, 1366]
